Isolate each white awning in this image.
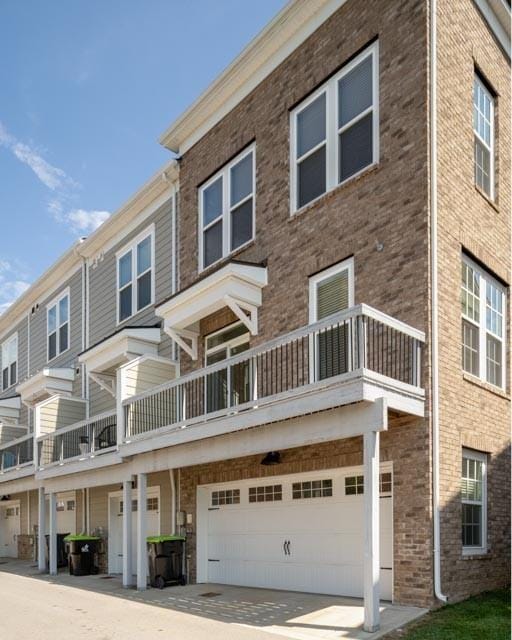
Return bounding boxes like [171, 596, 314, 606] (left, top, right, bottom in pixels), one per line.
[155, 261, 268, 359]
[78, 327, 161, 397]
[16, 368, 75, 407]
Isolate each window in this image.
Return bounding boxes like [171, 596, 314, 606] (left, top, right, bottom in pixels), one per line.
[344, 472, 393, 496]
[66, 500, 75, 511]
[462, 449, 487, 553]
[211, 489, 240, 506]
[199, 145, 255, 270]
[1, 334, 17, 391]
[291, 41, 378, 211]
[205, 322, 250, 413]
[473, 74, 494, 199]
[147, 497, 159, 511]
[117, 227, 154, 323]
[249, 485, 282, 503]
[309, 258, 354, 380]
[292, 479, 332, 499]
[461, 256, 505, 388]
[47, 291, 69, 361]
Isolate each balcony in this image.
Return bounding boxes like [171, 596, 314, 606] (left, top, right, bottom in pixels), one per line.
[0, 433, 34, 480]
[122, 304, 425, 456]
[36, 410, 118, 474]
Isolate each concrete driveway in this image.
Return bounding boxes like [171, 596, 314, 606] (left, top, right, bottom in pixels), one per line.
[0, 559, 426, 640]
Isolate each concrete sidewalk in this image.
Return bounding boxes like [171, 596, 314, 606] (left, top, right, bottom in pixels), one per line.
[0, 559, 427, 640]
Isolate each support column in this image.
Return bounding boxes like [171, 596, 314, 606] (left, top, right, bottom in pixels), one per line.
[48, 492, 57, 576]
[122, 479, 133, 588]
[136, 473, 147, 591]
[37, 487, 46, 573]
[363, 430, 380, 633]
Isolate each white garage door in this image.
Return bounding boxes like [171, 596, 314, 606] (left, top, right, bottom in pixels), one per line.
[0, 502, 20, 557]
[198, 468, 393, 601]
[108, 488, 160, 575]
[45, 491, 77, 535]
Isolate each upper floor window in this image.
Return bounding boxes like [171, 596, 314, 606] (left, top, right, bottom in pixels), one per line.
[290, 41, 379, 212]
[117, 226, 154, 323]
[47, 290, 69, 361]
[461, 449, 487, 554]
[473, 74, 494, 199]
[1, 334, 17, 391]
[199, 145, 255, 271]
[461, 255, 505, 388]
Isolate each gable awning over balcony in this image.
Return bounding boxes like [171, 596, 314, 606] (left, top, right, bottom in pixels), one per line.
[78, 326, 162, 397]
[156, 260, 268, 359]
[17, 368, 75, 407]
[0, 396, 21, 426]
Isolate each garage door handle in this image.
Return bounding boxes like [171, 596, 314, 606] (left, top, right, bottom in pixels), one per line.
[283, 540, 291, 555]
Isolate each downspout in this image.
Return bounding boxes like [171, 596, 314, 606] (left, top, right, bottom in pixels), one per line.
[169, 469, 176, 535]
[430, 0, 447, 603]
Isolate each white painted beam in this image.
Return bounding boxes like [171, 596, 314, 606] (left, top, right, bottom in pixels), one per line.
[38, 487, 46, 573]
[136, 473, 147, 590]
[48, 492, 57, 576]
[122, 479, 133, 588]
[363, 430, 380, 633]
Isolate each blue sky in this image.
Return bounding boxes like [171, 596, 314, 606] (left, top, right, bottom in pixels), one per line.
[0, 0, 287, 312]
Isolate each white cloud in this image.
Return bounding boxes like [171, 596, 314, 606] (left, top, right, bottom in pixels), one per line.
[0, 260, 31, 315]
[0, 121, 108, 238]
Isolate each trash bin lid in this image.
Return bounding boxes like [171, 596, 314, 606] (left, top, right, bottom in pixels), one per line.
[146, 535, 185, 543]
[63, 534, 101, 542]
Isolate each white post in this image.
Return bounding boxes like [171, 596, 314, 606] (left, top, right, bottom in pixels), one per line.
[122, 479, 133, 588]
[37, 487, 46, 573]
[116, 367, 125, 445]
[136, 473, 147, 590]
[48, 492, 57, 576]
[363, 430, 380, 633]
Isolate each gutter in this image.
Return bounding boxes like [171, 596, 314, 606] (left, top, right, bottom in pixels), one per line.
[430, 0, 447, 604]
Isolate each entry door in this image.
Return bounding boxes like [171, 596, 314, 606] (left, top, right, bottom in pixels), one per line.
[45, 492, 77, 535]
[200, 469, 393, 600]
[109, 492, 160, 574]
[0, 504, 20, 557]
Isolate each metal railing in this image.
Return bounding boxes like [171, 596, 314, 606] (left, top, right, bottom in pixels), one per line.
[123, 304, 424, 440]
[37, 410, 117, 469]
[0, 433, 34, 472]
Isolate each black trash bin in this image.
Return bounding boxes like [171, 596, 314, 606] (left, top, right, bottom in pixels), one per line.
[64, 535, 100, 576]
[147, 535, 186, 589]
[45, 533, 70, 569]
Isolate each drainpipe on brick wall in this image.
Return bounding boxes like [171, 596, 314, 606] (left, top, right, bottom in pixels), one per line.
[430, 0, 448, 604]
[169, 469, 176, 535]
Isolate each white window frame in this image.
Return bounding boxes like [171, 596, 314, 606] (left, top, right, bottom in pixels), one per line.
[290, 41, 379, 214]
[46, 288, 70, 363]
[1, 333, 18, 391]
[461, 448, 487, 556]
[461, 254, 506, 389]
[115, 224, 155, 325]
[198, 144, 256, 272]
[473, 74, 495, 200]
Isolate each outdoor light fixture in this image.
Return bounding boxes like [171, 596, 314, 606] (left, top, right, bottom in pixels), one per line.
[260, 451, 281, 466]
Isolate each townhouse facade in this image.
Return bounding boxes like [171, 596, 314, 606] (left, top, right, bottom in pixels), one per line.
[0, 0, 509, 633]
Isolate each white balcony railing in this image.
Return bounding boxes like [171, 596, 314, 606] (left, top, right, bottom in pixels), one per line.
[37, 410, 117, 470]
[123, 304, 425, 441]
[0, 433, 34, 473]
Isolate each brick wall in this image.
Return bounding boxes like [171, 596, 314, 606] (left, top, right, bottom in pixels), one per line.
[436, 0, 511, 598]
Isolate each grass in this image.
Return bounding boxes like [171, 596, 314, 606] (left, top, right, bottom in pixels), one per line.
[386, 589, 510, 640]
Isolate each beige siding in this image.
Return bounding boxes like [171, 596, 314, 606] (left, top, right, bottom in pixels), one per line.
[0, 425, 27, 445]
[38, 397, 86, 435]
[123, 358, 176, 398]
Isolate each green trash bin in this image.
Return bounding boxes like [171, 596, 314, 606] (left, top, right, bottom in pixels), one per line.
[64, 534, 100, 576]
[146, 535, 186, 589]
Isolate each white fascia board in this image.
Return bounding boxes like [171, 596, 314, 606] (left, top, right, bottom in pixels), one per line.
[159, 0, 347, 153]
[79, 327, 161, 373]
[16, 368, 75, 404]
[0, 468, 37, 491]
[474, 0, 511, 57]
[156, 263, 268, 330]
[0, 396, 22, 411]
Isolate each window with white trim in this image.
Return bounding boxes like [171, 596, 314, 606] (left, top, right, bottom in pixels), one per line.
[249, 484, 282, 503]
[1, 334, 17, 391]
[117, 227, 154, 323]
[461, 256, 505, 388]
[291, 41, 379, 212]
[461, 449, 487, 552]
[473, 74, 494, 199]
[199, 145, 255, 270]
[344, 472, 393, 496]
[211, 489, 240, 506]
[47, 291, 69, 361]
[292, 479, 332, 499]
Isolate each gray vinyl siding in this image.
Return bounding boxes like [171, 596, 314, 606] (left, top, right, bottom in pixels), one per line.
[88, 197, 174, 347]
[29, 267, 83, 376]
[88, 384, 116, 417]
[0, 316, 28, 397]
